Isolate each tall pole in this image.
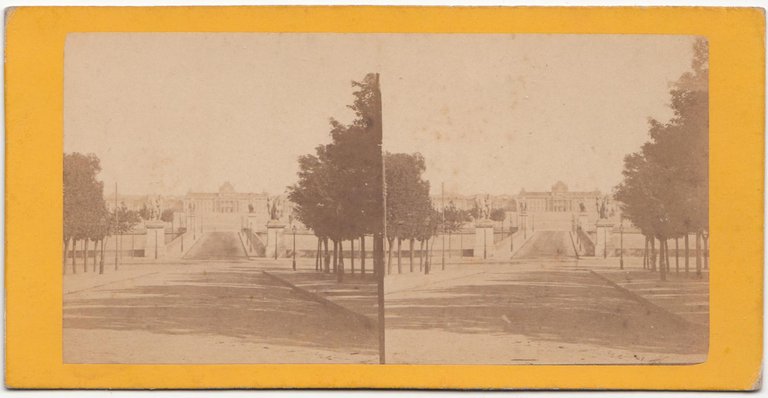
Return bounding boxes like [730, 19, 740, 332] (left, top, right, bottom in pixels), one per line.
[619, 218, 624, 269]
[292, 226, 297, 271]
[114, 182, 119, 270]
[441, 182, 445, 270]
[372, 73, 386, 364]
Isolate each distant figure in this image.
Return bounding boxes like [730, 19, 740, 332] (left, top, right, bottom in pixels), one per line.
[248, 203, 254, 213]
[579, 202, 586, 213]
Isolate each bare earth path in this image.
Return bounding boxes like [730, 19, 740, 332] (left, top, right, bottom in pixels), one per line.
[385, 260, 707, 364]
[64, 260, 377, 363]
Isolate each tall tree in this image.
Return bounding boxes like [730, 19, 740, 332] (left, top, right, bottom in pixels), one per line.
[384, 152, 432, 274]
[288, 73, 384, 280]
[614, 38, 708, 281]
[63, 152, 107, 274]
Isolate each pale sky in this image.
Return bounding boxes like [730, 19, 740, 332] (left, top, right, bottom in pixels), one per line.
[64, 33, 698, 196]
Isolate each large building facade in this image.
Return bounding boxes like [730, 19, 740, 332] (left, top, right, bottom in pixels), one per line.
[517, 181, 601, 213]
[182, 182, 295, 231]
[183, 182, 268, 216]
[432, 182, 603, 214]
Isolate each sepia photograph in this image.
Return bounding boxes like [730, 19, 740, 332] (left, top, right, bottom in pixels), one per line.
[62, 33, 387, 364]
[62, 33, 708, 365]
[380, 34, 709, 364]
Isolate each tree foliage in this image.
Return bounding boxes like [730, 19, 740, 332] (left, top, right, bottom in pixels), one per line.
[443, 201, 471, 235]
[287, 73, 384, 258]
[614, 38, 708, 279]
[64, 153, 107, 245]
[384, 152, 432, 242]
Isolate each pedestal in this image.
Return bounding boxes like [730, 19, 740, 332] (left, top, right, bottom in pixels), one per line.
[595, 220, 615, 259]
[266, 221, 287, 259]
[474, 220, 494, 259]
[144, 221, 166, 260]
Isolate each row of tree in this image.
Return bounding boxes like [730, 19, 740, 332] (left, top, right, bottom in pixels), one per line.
[63, 152, 140, 274]
[614, 38, 709, 281]
[288, 74, 384, 281]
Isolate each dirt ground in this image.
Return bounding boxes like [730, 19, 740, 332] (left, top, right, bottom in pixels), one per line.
[384, 259, 708, 364]
[63, 259, 378, 364]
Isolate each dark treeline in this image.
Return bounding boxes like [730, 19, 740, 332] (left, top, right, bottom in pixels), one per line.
[614, 38, 709, 281]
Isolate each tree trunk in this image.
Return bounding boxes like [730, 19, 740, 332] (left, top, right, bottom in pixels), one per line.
[675, 237, 680, 274]
[397, 238, 402, 274]
[83, 239, 88, 273]
[323, 237, 330, 273]
[99, 238, 106, 274]
[91, 240, 97, 272]
[659, 238, 667, 281]
[71, 239, 77, 274]
[350, 239, 355, 275]
[409, 239, 414, 272]
[427, 236, 435, 274]
[332, 240, 338, 273]
[315, 237, 321, 271]
[360, 235, 366, 277]
[665, 239, 670, 273]
[643, 236, 648, 270]
[424, 239, 430, 275]
[337, 240, 344, 282]
[702, 232, 709, 270]
[650, 237, 656, 271]
[63, 238, 70, 274]
[386, 237, 394, 275]
[685, 233, 690, 275]
[419, 240, 424, 271]
[695, 230, 702, 278]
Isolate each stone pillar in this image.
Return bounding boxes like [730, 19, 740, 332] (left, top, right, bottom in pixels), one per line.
[266, 221, 287, 259]
[144, 221, 166, 260]
[595, 219, 615, 259]
[474, 220, 494, 259]
[520, 212, 528, 239]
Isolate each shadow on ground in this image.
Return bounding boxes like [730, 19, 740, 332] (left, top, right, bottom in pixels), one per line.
[386, 265, 707, 356]
[64, 264, 377, 355]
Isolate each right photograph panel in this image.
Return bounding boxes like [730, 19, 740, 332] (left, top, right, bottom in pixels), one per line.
[382, 34, 709, 365]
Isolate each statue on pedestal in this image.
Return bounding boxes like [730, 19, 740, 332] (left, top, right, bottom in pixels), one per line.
[153, 197, 163, 221]
[597, 196, 608, 219]
[266, 196, 283, 221]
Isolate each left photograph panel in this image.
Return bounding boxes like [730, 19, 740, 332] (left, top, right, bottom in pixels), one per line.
[63, 33, 385, 364]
